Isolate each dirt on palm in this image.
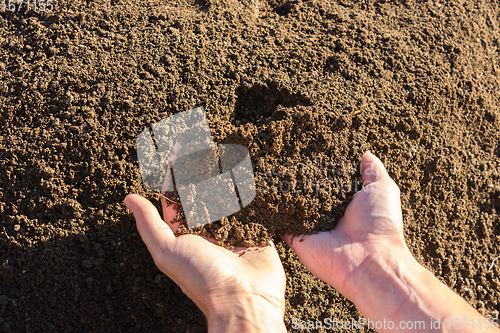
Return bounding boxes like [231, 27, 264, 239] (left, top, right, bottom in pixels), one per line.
[1, 0, 500, 331]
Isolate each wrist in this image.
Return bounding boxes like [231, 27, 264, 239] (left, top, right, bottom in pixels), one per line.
[345, 245, 423, 319]
[205, 293, 286, 333]
[345, 247, 490, 332]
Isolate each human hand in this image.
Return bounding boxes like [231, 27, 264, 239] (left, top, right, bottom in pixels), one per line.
[124, 194, 286, 333]
[281, 151, 412, 303]
[282, 151, 499, 332]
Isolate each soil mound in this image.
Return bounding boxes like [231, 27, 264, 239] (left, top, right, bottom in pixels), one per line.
[1, 0, 499, 331]
[175, 105, 365, 247]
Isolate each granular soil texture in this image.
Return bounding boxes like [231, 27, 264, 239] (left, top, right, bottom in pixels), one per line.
[174, 104, 364, 248]
[1, 0, 500, 332]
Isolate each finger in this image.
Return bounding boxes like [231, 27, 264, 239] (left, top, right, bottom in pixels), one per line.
[160, 196, 174, 221]
[160, 197, 183, 233]
[169, 220, 183, 233]
[124, 194, 174, 256]
[279, 233, 308, 251]
[359, 151, 392, 185]
[279, 233, 292, 246]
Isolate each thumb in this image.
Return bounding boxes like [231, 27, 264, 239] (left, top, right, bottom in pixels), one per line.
[359, 151, 392, 185]
[124, 194, 174, 258]
[279, 233, 309, 252]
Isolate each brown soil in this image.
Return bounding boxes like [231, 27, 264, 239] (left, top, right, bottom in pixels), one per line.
[1, 0, 500, 332]
[175, 105, 362, 248]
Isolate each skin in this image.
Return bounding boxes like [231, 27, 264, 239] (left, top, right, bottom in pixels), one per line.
[125, 151, 498, 332]
[124, 194, 286, 332]
[126, 141, 286, 332]
[282, 151, 499, 332]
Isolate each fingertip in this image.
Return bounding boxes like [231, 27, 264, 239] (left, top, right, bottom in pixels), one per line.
[360, 150, 378, 167]
[278, 233, 289, 241]
[126, 194, 162, 226]
[125, 193, 175, 250]
[360, 150, 389, 184]
[124, 193, 148, 213]
[279, 233, 294, 246]
[124, 193, 156, 214]
[123, 193, 136, 208]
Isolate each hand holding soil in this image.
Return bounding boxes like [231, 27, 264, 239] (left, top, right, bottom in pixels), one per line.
[283, 151, 498, 332]
[3, 0, 500, 329]
[124, 194, 287, 333]
[281, 151, 406, 300]
[126, 151, 498, 332]
[124, 149, 498, 332]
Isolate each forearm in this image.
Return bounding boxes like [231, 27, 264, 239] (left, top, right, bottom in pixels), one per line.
[205, 294, 286, 333]
[349, 249, 498, 332]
